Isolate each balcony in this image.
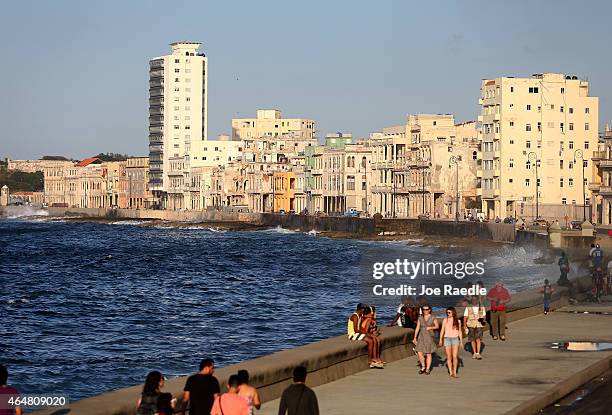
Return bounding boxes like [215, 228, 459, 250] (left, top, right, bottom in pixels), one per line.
[371, 185, 392, 193]
[599, 186, 612, 195]
[149, 79, 164, 88]
[150, 59, 164, 68]
[149, 87, 164, 98]
[149, 97, 164, 106]
[149, 106, 164, 116]
[149, 70, 164, 79]
[589, 182, 601, 192]
[148, 133, 163, 142]
[600, 160, 612, 168]
[149, 126, 163, 134]
[592, 151, 607, 161]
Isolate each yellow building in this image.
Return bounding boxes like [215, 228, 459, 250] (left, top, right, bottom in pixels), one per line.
[479, 73, 599, 220]
[232, 109, 315, 140]
[273, 171, 296, 212]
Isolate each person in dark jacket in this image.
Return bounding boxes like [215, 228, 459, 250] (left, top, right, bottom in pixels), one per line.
[278, 366, 319, 415]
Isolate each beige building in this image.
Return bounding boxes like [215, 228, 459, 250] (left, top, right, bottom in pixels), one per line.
[478, 73, 599, 220]
[371, 114, 478, 218]
[7, 159, 73, 173]
[232, 109, 315, 140]
[590, 127, 612, 225]
[148, 41, 208, 210]
[119, 157, 151, 209]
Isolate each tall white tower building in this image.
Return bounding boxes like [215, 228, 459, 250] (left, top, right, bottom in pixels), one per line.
[148, 41, 208, 209]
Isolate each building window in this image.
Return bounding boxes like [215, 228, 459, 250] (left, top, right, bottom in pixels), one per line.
[526, 104, 531, 111]
[569, 178, 574, 187]
[510, 86, 514, 92]
[569, 107, 574, 114]
[561, 87, 565, 94]
[526, 161, 531, 170]
[585, 107, 590, 114]
[525, 178, 530, 187]
[583, 160, 588, 168]
[509, 139, 514, 144]
[175, 68, 179, 73]
[526, 124, 531, 132]
[174, 59, 180, 63]
[175, 78, 179, 82]
[569, 123, 574, 131]
[584, 141, 589, 150]
[528, 87, 539, 93]
[509, 178, 513, 183]
[560, 160, 564, 169]
[562, 198, 567, 205]
[560, 178, 564, 187]
[510, 121, 514, 127]
[509, 159, 514, 168]
[560, 106, 564, 113]
[526, 141, 531, 149]
[569, 141, 574, 149]
[585, 123, 590, 130]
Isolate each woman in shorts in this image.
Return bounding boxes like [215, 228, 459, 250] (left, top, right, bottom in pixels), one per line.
[438, 306, 462, 378]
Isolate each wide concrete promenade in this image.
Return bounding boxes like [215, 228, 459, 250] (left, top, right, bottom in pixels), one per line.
[261, 305, 612, 415]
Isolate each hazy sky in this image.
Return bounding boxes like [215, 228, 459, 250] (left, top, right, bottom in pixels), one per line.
[1, 0, 611, 159]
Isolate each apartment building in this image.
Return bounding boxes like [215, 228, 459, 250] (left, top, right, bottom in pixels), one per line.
[371, 115, 478, 218]
[148, 42, 208, 210]
[232, 109, 315, 140]
[119, 157, 151, 209]
[590, 127, 612, 225]
[478, 73, 599, 220]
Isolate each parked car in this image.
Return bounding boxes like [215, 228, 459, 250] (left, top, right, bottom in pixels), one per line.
[570, 220, 582, 230]
[278, 209, 286, 215]
[532, 218, 549, 228]
[344, 208, 359, 217]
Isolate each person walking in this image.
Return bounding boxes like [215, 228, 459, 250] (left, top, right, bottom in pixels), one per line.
[412, 304, 439, 374]
[210, 375, 250, 415]
[540, 279, 555, 314]
[0, 365, 22, 415]
[237, 370, 261, 415]
[438, 307, 463, 378]
[463, 297, 486, 359]
[557, 251, 570, 285]
[136, 371, 165, 415]
[182, 358, 220, 415]
[278, 366, 319, 415]
[487, 281, 511, 341]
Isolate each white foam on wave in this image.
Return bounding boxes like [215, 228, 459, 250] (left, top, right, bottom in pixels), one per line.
[260, 226, 299, 234]
[1, 206, 50, 219]
[109, 220, 148, 226]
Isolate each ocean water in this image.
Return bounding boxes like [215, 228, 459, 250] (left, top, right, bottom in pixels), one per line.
[0, 217, 560, 400]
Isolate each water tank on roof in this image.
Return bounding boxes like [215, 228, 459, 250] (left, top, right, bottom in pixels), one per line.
[566, 76, 572, 80]
[572, 76, 578, 80]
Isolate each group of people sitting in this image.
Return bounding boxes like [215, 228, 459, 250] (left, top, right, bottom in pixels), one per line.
[136, 358, 318, 415]
[347, 304, 385, 368]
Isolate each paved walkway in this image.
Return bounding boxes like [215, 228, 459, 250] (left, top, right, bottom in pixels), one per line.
[261, 305, 612, 415]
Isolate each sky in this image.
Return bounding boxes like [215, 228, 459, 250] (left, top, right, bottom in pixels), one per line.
[1, 0, 611, 160]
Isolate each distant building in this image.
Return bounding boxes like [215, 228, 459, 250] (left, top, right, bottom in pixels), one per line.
[148, 41, 209, 210]
[478, 73, 599, 220]
[232, 109, 315, 140]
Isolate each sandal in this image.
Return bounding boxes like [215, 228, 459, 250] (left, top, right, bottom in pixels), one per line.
[425, 369, 431, 375]
[419, 368, 425, 374]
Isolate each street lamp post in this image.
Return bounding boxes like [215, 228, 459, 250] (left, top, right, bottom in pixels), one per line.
[528, 152, 539, 219]
[574, 149, 586, 222]
[449, 155, 461, 221]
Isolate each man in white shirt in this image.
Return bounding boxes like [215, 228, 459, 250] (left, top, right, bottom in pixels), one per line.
[463, 297, 486, 359]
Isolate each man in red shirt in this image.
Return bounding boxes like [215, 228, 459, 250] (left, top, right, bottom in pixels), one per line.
[487, 280, 511, 341]
[0, 365, 22, 415]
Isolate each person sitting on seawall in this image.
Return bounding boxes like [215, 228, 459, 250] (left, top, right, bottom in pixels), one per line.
[236, 370, 261, 415]
[439, 306, 463, 378]
[210, 374, 250, 415]
[412, 304, 439, 374]
[360, 305, 385, 367]
[136, 371, 167, 415]
[347, 303, 383, 368]
[388, 296, 413, 327]
[278, 366, 319, 415]
[0, 364, 22, 415]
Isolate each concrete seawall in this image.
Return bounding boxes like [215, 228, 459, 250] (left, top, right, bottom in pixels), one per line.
[33, 279, 582, 415]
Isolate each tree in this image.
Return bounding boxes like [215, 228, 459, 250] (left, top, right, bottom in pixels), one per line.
[93, 152, 130, 162]
[41, 155, 71, 161]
